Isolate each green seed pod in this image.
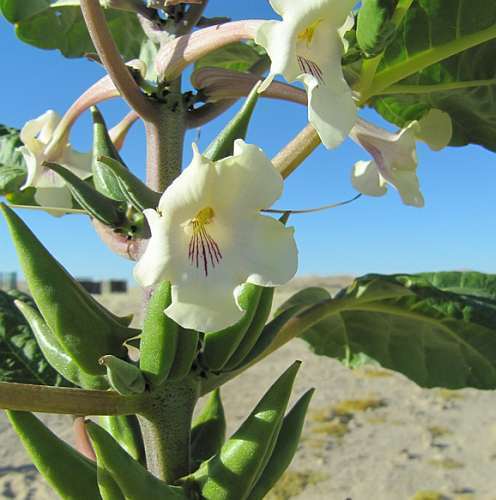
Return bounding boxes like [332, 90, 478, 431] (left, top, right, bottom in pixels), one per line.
[248, 388, 315, 500]
[44, 162, 125, 227]
[86, 421, 189, 499]
[96, 464, 125, 500]
[91, 106, 128, 202]
[239, 304, 303, 369]
[97, 155, 161, 211]
[15, 300, 108, 390]
[0, 203, 133, 374]
[6, 411, 101, 500]
[100, 355, 146, 395]
[168, 329, 200, 381]
[140, 281, 179, 388]
[203, 284, 263, 371]
[191, 361, 301, 500]
[98, 415, 145, 465]
[205, 82, 260, 162]
[191, 388, 226, 469]
[222, 287, 274, 371]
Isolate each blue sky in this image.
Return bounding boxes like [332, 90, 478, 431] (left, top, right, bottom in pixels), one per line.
[1, 1, 495, 282]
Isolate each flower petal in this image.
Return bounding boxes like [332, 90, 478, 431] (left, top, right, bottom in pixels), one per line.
[416, 109, 453, 152]
[20, 110, 61, 153]
[389, 170, 425, 207]
[233, 214, 298, 287]
[34, 186, 73, 212]
[351, 160, 388, 197]
[213, 140, 283, 213]
[166, 279, 244, 332]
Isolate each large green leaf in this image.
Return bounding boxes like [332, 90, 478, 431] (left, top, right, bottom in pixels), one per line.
[194, 41, 268, 74]
[0, 126, 27, 195]
[279, 273, 496, 390]
[368, 0, 496, 151]
[0, 290, 70, 386]
[0, 0, 146, 59]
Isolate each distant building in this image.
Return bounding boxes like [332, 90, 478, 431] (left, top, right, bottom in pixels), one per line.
[0, 272, 17, 290]
[76, 278, 127, 295]
[101, 280, 127, 294]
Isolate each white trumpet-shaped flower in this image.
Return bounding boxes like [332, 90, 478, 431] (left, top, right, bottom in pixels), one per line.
[134, 140, 298, 332]
[256, 0, 357, 149]
[350, 110, 452, 208]
[19, 110, 92, 210]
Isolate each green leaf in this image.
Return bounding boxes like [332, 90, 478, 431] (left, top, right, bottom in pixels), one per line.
[0, 1, 146, 59]
[357, 0, 398, 57]
[369, 0, 496, 151]
[0, 126, 27, 195]
[280, 273, 496, 390]
[194, 42, 267, 73]
[0, 289, 71, 386]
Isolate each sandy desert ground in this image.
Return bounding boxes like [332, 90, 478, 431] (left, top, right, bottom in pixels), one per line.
[1, 277, 496, 500]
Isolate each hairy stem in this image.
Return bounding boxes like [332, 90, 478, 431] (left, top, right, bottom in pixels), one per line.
[0, 382, 143, 415]
[80, 0, 155, 120]
[138, 378, 200, 482]
[145, 79, 186, 192]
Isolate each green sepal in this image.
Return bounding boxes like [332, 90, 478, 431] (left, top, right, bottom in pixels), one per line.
[202, 284, 263, 371]
[222, 287, 274, 371]
[248, 388, 315, 499]
[356, 0, 398, 57]
[191, 362, 300, 499]
[6, 411, 101, 500]
[86, 421, 189, 499]
[91, 106, 128, 202]
[44, 162, 125, 227]
[98, 415, 145, 465]
[168, 329, 200, 381]
[191, 388, 226, 469]
[0, 203, 134, 375]
[140, 281, 179, 388]
[204, 82, 260, 161]
[97, 155, 161, 212]
[100, 355, 146, 395]
[14, 300, 108, 390]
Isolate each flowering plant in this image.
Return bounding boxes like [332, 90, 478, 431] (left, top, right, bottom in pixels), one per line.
[0, 0, 495, 498]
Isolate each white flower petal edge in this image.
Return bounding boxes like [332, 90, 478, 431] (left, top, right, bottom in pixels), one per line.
[134, 140, 298, 332]
[19, 110, 92, 211]
[256, 0, 357, 149]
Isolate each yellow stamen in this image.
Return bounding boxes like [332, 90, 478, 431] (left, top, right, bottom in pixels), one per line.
[297, 19, 323, 47]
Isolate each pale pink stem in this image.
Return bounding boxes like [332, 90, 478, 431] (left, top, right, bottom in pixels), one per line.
[156, 19, 264, 81]
[109, 111, 140, 151]
[73, 417, 96, 462]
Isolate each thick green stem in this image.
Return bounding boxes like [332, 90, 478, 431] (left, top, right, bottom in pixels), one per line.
[138, 378, 200, 482]
[145, 79, 186, 192]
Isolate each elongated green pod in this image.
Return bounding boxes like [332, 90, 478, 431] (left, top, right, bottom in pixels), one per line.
[86, 421, 188, 499]
[96, 465, 125, 500]
[98, 155, 161, 211]
[191, 361, 301, 500]
[205, 82, 261, 161]
[98, 415, 145, 464]
[140, 281, 179, 387]
[44, 162, 125, 227]
[239, 304, 303, 369]
[0, 204, 130, 374]
[191, 389, 226, 468]
[91, 106, 128, 201]
[203, 284, 263, 371]
[15, 300, 108, 390]
[100, 355, 146, 395]
[168, 329, 200, 381]
[248, 388, 315, 500]
[6, 411, 101, 500]
[223, 287, 274, 370]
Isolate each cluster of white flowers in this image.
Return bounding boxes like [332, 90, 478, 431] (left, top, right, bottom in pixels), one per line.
[16, 0, 453, 331]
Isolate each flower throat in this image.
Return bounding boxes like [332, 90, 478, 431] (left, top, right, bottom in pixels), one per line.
[189, 207, 222, 276]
